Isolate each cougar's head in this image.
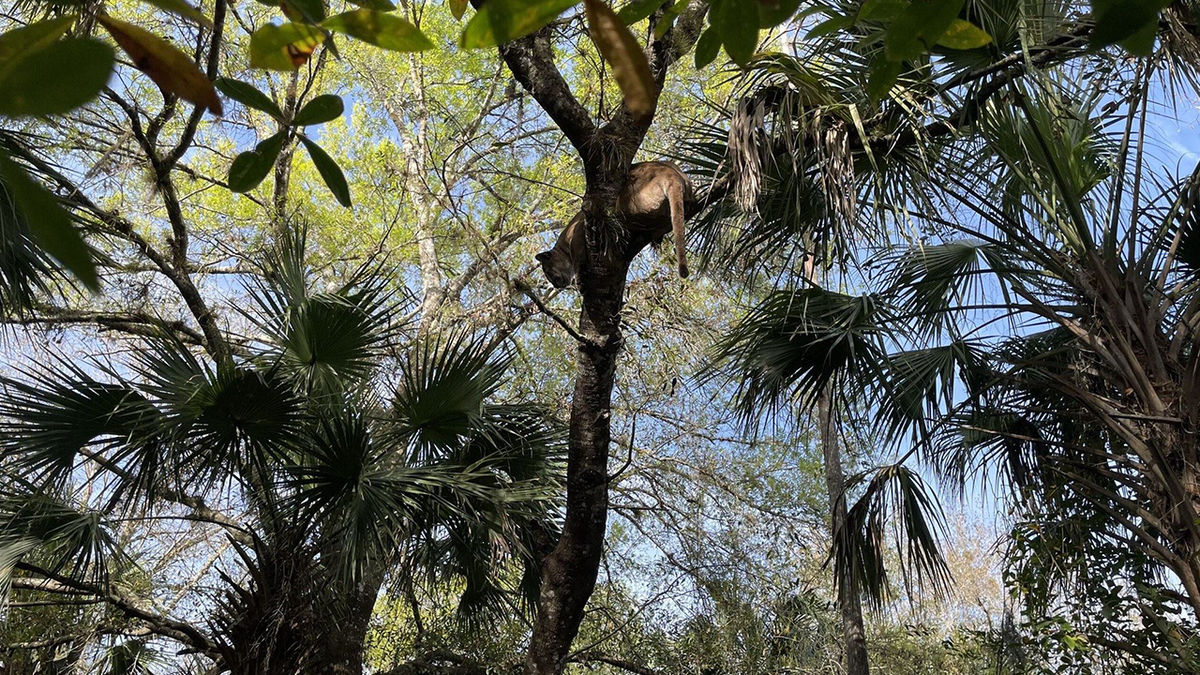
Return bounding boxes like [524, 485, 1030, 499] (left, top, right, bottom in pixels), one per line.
[536, 249, 575, 288]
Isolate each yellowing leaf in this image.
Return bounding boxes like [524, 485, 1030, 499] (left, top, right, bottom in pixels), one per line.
[322, 10, 434, 52]
[249, 23, 326, 71]
[936, 19, 992, 50]
[97, 14, 222, 115]
[584, 0, 656, 122]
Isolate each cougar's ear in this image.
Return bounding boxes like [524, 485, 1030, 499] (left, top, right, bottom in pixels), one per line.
[535, 251, 552, 262]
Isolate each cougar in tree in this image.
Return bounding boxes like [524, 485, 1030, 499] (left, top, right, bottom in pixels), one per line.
[536, 161, 694, 288]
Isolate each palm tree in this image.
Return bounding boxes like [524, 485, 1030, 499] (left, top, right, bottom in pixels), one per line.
[689, 0, 1200, 670]
[0, 229, 564, 674]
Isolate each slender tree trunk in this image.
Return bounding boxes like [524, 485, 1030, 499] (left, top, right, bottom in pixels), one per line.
[525, 168, 631, 675]
[818, 388, 869, 675]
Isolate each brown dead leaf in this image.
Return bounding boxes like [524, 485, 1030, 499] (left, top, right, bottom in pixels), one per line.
[583, 0, 657, 122]
[97, 14, 222, 115]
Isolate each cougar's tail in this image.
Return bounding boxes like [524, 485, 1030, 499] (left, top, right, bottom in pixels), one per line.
[667, 180, 689, 278]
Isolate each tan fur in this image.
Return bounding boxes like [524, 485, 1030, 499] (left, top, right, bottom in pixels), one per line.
[536, 161, 694, 288]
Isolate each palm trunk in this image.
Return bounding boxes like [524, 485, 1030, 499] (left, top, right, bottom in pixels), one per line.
[818, 388, 869, 675]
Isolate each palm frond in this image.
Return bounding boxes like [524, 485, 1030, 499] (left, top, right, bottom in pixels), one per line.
[832, 465, 952, 608]
[705, 287, 884, 423]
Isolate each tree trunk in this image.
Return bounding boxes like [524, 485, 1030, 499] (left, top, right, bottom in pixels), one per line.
[525, 165, 633, 675]
[818, 388, 869, 675]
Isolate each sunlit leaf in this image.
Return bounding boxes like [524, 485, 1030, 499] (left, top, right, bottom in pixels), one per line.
[616, 0, 667, 24]
[323, 9, 434, 52]
[584, 0, 657, 121]
[97, 14, 222, 115]
[0, 39, 114, 117]
[0, 152, 98, 290]
[0, 15, 75, 67]
[460, 0, 579, 48]
[228, 131, 287, 193]
[450, 0, 469, 20]
[214, 77, 284, 120]
[249, 22, 326, 71]
[936, 19, 992, 50]
[883, 0, 965, 61]
[299, 135, 351, 207]
[293, 94, 343, 126]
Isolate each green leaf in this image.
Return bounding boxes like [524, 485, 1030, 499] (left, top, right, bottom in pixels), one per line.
[322, 9, 434, 51]
[460, 0, 580, 48]
[282, 0, 327, 23]
[694, 25, 721, 68]
[757, 0, 802, 28]
[135, 0, 212, 27]
[883, 0, 965, 61]
[858, 0, 906, 21]
[299, 135, 351, 207]
[936, 19, 992, 49]
[616, 0, 668, 24]
[449, 0, 469, 20]
[294, 94, 344, 126]
[867, 56, 900, 99]
[0, 16, 76, 71]
[805, 13, 852, 38]
[249, 23, 326, 71]
[716, 0, 760, 65]
[348, 0, 397, 9]
[214, 78, 285, 120]
[652, 0, 689, 38]
[0, 152, 98, 291]
[228, 131, 287, 193]
[1088, 0, 1169, 52]
[0, 38, 114, 117]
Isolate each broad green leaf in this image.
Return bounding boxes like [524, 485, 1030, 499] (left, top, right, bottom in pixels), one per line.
[97, 14, 222, 114]
[349, 0, 397, 9]
[758, 0, 802, 28]
[282, 0, 327, 23]
[450, 0, 469, 20]
[866, 56, 900, 99]
[299, 135, 351, 207]
[883, 0, 965, 61]
[293, 94, 343, 126]
[1088, 0, 1169, 52]
[652, 0, 690, 38]
[694, 25, 721, 68]
[717, 0, 760, 65]
[215, 78, 285, 120]
[0, 16, 76, 71]
[249, 22, 326, 71]
[616, 0, 668, 25]
[460, 0, 580, 48]
[0, 39, 114, 117]
[322, 10, 434, 51]
[0, 151, 98, 290]
[228, 131, 287, 193]
[585, 0, 657, 121]
[806, 13, 852, 38]
[936, 19, 992, 50]
[858, 0, 906, 21]
[135, 0, 212, 27]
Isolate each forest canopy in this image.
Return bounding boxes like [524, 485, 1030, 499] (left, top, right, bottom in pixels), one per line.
[1, 0, 1199, 674]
